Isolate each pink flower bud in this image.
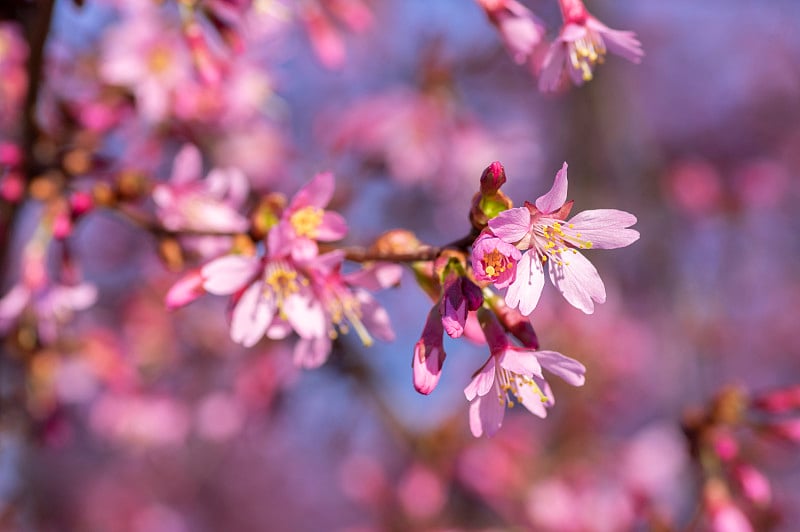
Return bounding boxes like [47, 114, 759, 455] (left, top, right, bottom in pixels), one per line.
[413, 306, 446, 395]
[479, 161, 507, 195]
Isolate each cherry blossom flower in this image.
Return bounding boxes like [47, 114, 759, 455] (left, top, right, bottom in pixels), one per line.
[471, 231, 521, 289]
[270, 171, 348, 262]
[538, 0, 643, 92]
[485, 162, 639, 315]
[464, 309, 585, 437]
[153, 144, 250, 234]
[200, 252, 327, 349]
[476, 0, 545, 65]
[99, 6, 193, 121]
[0, 250, 97, 344]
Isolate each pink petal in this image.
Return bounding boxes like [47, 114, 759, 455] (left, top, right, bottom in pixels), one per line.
[230, 282, 275, 347]
[464, 357, 497, 401]
[344, 263, 403, 291]
[293, 335, 332, 369]
[202, 255, 261, 295]
[567, 209, 639, 249]
[356, 291, 395, 342]
[488, 207, 531, 243]
[547, 250, 605, 314]
[290, 238, 320, 263]
[535, 163, 569, 214]
[499, 348, 543, 378]
[586, 18, 643, 63]
[537, 43, 566, 93]
[535, 350, 586, 386]
[171, 144, 202, 184]
[283, 292, 327, 339]
[290, 171, 335, 210]
[0, 284, 29, 330]
[315, 211, 348, 241]
[470, 388, 506, 438]
[505, 252, 545, 316]
[516, 379, 549, 418]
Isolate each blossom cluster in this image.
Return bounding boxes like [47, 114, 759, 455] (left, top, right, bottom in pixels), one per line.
[410, 161, 638, 436]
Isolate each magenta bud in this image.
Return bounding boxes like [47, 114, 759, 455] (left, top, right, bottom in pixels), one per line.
[753, 386, 800, 413]
[69, 190, 94, 217]
[480, 161, 507, 194]
[0, 172, 24, 203]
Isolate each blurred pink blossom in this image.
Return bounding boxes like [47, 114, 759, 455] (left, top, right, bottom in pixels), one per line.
[539, 0, 643, 91]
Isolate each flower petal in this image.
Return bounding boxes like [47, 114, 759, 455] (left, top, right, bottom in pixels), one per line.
[499, 348, 543, 378]
[547, 250, 606, 314]
[505, 252, 545, 316]
[290, 171, 334, 210]
[566, 209, 640, 249]
[171, 144, 202, 185]
[356, 290, 395, 342]
[293, 335, 332, 369]
[535, 163, 569, 214]
[230, 282, 275, 347]
[315, 211, 348, 241]
[470, 386, 506, 438]
[488, 207, 531, 243]
[464, 357, 496, 401]
[283, 292, 327, 339]
[202, 255, 261, 295]
[536, 350, 586, 386]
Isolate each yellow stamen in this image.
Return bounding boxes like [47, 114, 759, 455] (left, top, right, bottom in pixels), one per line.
[289, 206, 324, 238]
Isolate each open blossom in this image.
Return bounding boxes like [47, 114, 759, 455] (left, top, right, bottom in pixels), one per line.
[0, 250, 97, 344]
[153, 144, 249, 234]
[471, 231, 521, 289]
[270, 171, 348, 262]
[476, 0, 545, 65]
[485, 162, 639, 315]
[538, 0, 643, 92]
[99, 6, 192, 121]
[464, 309, 585, 437]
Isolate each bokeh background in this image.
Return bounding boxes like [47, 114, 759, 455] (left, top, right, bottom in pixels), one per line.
[1, 0, 799, 530]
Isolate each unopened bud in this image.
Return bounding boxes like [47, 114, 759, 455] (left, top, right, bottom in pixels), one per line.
[479, 161, 507, 195]
[372, 229, 421, 256]
[158, 237, 184, 271]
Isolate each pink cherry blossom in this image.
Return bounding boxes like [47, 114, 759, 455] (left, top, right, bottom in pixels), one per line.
[153, 144, 250, 234]
[99, 6, 193, 121]
[270, 171, 348, 262]
[538, 0, 643, 92]
[486, 162, 639, 314]
[464, 310, 585, 437]
[471, 231, 521, 290]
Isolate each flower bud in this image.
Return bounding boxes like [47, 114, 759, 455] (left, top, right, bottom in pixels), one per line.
[479, 161, 507, 195]
[413, 306, 446, 395]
